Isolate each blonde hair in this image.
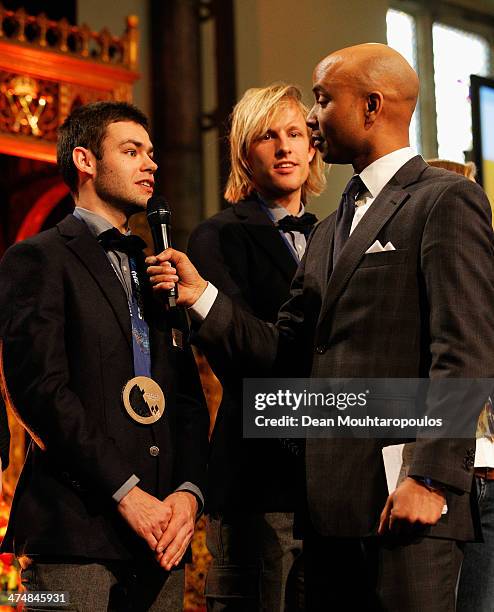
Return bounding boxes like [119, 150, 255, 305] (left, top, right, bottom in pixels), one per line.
[224, 83, 326, 203]
[427, 158, 477, 181]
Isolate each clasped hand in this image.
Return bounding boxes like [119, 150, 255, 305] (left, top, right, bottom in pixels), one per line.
[118, 486, 198, 569]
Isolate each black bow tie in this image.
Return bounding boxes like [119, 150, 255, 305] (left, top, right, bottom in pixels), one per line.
[276, 212, 318, 236]
[98, 228, 147, 255]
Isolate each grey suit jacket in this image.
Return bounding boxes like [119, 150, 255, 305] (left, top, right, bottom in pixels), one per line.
[195, 156, 494, 539]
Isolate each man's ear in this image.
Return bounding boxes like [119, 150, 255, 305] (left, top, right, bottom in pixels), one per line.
[364, 92, 383, 125]
[72, 146, 96, 178]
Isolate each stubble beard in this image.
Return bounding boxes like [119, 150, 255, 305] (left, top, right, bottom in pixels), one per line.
[94, 170, 145, 218]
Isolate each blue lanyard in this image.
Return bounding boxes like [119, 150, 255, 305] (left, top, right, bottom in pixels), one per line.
[127, 254, 152, 378]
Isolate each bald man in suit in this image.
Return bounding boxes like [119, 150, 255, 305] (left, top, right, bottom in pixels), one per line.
[147, 44, 494, 611]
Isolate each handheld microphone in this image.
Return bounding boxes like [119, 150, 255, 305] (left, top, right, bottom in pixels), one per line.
[146, 195, 178, 309]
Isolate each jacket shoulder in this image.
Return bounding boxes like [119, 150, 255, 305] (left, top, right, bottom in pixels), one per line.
[2, 225, 62, 259]
[188, 206, 246, 250]
[193, 206, 239, 231]
[420, 164, 471, 186]
[415, 165, 490, 211]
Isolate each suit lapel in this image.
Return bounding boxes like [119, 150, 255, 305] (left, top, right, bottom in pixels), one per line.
[57, 215, 132, 349]
[317, 156, 427, 329]
[234, 198, 298, 282]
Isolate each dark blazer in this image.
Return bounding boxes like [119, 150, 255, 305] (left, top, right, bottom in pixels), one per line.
[195, 157, 494, 539]
[188, 197, 302, 513]
[0, 214, 209, 560]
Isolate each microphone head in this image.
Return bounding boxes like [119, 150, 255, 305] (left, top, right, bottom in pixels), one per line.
[146, 195, 171, 225]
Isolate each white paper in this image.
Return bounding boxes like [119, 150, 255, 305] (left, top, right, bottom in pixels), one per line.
[382, 443, 405, 493]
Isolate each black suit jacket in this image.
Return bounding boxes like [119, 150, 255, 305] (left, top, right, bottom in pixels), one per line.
[188, 197, 302, 513]
[0, 214, 209, 560]
[195, 157, 494, 539]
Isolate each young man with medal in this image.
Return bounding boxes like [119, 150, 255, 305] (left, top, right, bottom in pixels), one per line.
[0, 101, 209, 610]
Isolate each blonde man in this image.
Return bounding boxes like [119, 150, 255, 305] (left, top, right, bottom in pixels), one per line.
[188, 83, 325, 611]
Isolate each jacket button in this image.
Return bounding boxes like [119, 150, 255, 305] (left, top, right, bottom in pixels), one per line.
[149, 445, 160, 457]
[315, 345, 326, 354]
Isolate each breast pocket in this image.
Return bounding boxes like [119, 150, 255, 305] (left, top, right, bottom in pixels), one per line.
[359, 249, 408, 268]
[352, 249, 410, 309]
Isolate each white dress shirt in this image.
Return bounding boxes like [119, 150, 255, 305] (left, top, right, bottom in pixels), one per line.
[350, 147, 416, 234]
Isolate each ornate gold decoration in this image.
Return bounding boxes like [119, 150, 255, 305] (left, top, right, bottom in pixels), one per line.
[2, 76, 48, 136]
[0, 5, 139, 71]
[0, 8, 139, 161]
[0, 72, 58, 140]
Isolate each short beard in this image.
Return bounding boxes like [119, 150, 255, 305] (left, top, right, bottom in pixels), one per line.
[94, 173, 144, 219]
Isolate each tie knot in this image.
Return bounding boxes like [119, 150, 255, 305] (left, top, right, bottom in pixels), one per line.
[98, 228, 147, 255]
[343, 175, 366, 201]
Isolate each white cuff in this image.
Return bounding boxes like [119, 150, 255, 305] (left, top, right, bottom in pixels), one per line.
[188, 282, 218, 321]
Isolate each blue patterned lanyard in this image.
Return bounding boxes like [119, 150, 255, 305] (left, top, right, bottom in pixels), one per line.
[127, 254, 152, 378]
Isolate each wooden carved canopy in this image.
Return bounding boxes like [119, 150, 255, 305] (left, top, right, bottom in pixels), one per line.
[0, 4, 139, 162]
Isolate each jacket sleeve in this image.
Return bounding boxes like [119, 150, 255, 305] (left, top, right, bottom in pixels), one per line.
[410, 178, 494, 492]
[0, 241, 135, 498]
[194, 223, 321, 378]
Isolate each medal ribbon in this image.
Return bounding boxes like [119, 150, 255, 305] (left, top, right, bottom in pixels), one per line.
[128, 253, 152, 378]
[97, 229, 151, 378]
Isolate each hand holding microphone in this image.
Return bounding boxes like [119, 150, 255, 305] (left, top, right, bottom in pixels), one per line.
[146, 195, 179, 309]
[145, 195, 207, 308]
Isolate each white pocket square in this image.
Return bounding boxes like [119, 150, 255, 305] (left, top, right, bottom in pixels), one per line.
[365, 240, 396, 254]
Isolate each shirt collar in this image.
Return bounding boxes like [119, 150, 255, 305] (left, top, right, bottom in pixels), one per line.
[74, 206, 127, 238]
[359, 147, 417, 199]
